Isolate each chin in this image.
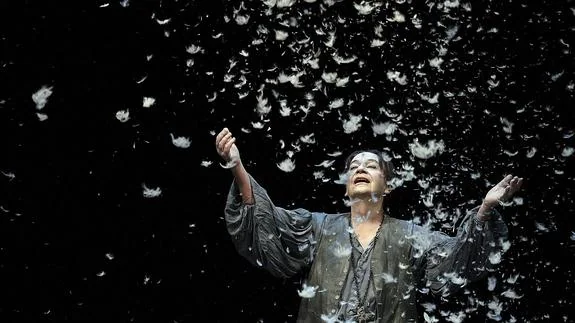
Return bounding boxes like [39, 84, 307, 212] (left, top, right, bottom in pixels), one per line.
[349, 191, 373, 200]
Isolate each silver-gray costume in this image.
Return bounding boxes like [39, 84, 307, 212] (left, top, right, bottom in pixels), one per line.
[225, 176, 508, 322]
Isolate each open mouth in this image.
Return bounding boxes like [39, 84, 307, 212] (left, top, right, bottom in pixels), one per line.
[353, 177, 370, 185]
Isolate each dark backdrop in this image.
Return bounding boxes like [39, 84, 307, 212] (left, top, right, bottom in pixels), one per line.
[0, 0, 573, 322]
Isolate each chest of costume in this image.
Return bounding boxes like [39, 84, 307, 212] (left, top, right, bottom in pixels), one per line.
[301, 216, 415, 320]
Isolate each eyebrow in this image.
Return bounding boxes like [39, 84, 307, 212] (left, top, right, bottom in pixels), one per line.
[350, 158, 379, 165]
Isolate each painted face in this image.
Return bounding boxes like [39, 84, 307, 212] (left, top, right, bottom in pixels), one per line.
[345, 152, 388, 199]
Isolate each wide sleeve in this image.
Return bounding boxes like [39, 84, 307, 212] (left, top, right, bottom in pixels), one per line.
[411, 205, 509, 296]
[224, 174, 326, 279]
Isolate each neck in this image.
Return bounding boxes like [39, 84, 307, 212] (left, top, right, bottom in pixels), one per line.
[349, 198, 384, 227]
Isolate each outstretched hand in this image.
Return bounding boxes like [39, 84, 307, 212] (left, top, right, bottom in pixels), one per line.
[483, 175, 524, 207]
[215, 127, 241, 168]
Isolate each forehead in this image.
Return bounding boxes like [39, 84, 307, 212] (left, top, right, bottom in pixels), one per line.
[350, 152, 380, 164]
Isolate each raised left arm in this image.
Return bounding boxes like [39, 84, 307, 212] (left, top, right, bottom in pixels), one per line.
[422, 174, 524, 295]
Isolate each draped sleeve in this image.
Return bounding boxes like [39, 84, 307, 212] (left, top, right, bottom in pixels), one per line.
[224, 174, 327, 279]
[410, 205, 509, 295]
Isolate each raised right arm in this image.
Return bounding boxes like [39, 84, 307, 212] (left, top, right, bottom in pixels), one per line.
[215, 127, 253, 204]
[215, 127, 326, 278]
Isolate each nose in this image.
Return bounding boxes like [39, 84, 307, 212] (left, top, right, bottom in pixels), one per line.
[354, 165, 368, 174]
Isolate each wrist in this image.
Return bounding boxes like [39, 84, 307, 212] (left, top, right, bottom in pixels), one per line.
[230, 159, 244, 173]
[481, 200, 498, 210]
[477, 202, 496, 221]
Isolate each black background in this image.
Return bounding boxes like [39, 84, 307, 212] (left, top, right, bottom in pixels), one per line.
[0, 0, 574, 322]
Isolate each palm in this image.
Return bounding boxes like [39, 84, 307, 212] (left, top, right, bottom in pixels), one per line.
[221, 144, 240, 168]
[228, 144, 240, 162]
[215, 127, 242, 169]
[484, 175, 524, 207]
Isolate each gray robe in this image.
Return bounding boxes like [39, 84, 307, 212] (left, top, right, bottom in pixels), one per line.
[225, 176, 509, 322]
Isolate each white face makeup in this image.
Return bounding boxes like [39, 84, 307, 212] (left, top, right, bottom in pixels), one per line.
[348, 152, 381, 173]
[345, 152, 388, 199]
